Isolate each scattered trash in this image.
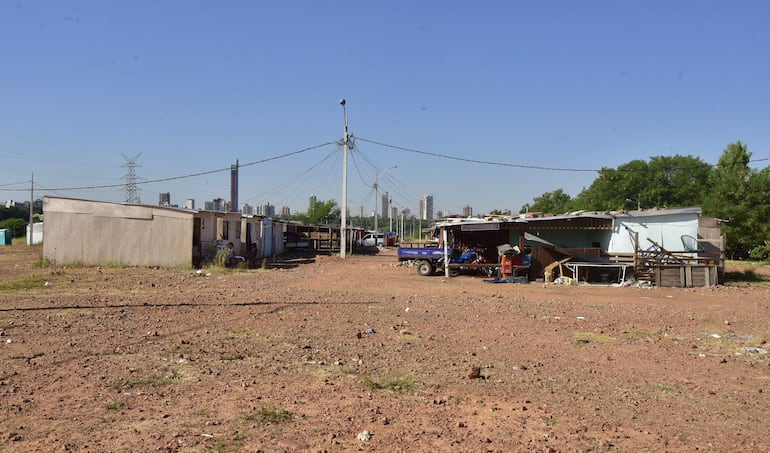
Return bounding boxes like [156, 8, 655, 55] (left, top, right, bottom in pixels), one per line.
[482, 276, 528, 284]
[404, 307, 410, 312]
[745, 347, 767, 354]
[725, 333, 754, 340]
[357, 430, 371, 442]
[701, 333, 721, 339]
[363, 328, 376, 334]
[576, 316, 586, 321]
[5, 339, 12, 345]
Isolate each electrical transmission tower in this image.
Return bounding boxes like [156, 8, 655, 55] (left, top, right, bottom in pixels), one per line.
[121, 153, 142, 204]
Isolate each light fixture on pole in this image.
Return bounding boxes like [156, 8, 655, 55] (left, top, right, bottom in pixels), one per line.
[339, 99, 349, 258]
[625, 197, 641, 210]
[374, 165, 397, 235]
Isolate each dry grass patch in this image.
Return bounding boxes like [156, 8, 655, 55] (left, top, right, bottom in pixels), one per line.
[573, 331, 615, 345]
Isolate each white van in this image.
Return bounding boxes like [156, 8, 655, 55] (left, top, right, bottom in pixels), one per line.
[360, 233, 385, 247]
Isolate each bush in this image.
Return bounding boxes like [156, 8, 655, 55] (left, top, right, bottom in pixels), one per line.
[748, 245, 770, 261]
[0, 218, 26, 237]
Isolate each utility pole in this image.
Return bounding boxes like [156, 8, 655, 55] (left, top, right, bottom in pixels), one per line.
[28, 174, 33, 245]
[339, 99, 349, 259]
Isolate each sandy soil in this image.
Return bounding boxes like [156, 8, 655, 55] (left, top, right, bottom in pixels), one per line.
[2, 244, 770, 452]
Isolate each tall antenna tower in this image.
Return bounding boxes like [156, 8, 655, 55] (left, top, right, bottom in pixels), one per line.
[121, 152, 142, 204]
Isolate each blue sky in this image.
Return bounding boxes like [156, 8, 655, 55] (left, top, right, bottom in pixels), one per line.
[2, 1, 769, 217]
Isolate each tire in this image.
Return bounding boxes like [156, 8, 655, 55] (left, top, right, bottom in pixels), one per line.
[417, 260, 434, 276]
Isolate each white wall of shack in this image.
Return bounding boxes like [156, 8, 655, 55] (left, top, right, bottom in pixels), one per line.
[43, 197, 193, 267]
[609, 213, 699, 255]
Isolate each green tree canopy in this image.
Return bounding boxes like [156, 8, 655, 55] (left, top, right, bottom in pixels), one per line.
[519, 142, 769, 259]
[568, 154, 712, 211]
[0, 218, 26, 237]
[0, 206, 30, 222]
[702, 141, 770, 257]
[293, 199, 340, 225]
[520, 189, 574, 214]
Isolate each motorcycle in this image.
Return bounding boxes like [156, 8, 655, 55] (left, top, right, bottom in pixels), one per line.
[449, 247, 496, 277]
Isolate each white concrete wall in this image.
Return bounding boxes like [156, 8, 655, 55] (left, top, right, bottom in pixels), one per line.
[609, 212, 699, 254]
[26, 222, 43, 245]
[43, 197, 193, 267]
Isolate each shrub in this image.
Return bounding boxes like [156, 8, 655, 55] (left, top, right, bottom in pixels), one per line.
[748, 245, 770, 262]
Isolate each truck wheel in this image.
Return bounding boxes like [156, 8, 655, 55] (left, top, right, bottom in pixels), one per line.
[417, 260, 434, 276]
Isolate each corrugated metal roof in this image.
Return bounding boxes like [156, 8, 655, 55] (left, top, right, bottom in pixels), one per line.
[434, 207, 702, 231]
[611, 207, 701, 218]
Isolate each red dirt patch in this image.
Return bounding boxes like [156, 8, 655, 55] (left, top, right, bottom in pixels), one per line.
[2, 244, 770, 451]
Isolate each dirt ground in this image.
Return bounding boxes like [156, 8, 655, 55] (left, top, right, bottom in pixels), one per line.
[2, 244, 770, 452]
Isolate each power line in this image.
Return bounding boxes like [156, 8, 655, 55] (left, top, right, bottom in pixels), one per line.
[356, 136, 599, 172]
[357, 136, 769, 172]
[0, 180, 30, 188]
[241, 145, 339, 208]
[8, 141, 336, 193]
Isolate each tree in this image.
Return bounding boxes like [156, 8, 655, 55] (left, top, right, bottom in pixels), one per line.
[293, 199, 340, 225]
[645, 155, 712, 208]
[570, 155, 712, 211]
[0, 206, 30, 222]
[0, 218, 26, 238]
[520, 189, 574, 214]
[702, 141, 770, 258]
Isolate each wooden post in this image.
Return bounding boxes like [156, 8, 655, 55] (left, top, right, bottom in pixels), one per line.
[633, 232, 639, 271]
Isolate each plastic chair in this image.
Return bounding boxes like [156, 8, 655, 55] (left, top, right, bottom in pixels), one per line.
[681, 235, 698, 252]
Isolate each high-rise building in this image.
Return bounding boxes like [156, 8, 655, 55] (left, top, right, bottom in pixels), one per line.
[420, 194, 433, 221]
[230, 160, 239, 213]
[257, 203, 275, 217]
[185, 199, 195, 210]
[212, 198, 227, 212]
[381, 191, 389, 219]
[159, 192, 171, 207]
[280, 205, 291, 217]
[462, 205, 473, 217]
[241, 203, 254, 216]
